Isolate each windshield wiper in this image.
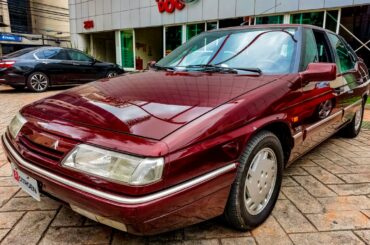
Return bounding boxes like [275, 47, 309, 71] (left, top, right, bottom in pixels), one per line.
[183, 64, 238, 74]
[153, 64, 176, 71]
[184, 64, 262, 74]
[232, 67, 262, 74]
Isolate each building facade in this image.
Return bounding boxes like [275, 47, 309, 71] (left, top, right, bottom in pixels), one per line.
[69, 0, 370, 70]
[0, 0, 70, 56]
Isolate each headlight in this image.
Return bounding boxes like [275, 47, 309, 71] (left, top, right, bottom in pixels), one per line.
[61, 144, 164, 185]
[8, 113, 27, 139]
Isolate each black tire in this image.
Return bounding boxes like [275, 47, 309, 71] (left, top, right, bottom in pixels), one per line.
[106, 70, 118, 78]
[340, 100, 365, 138]
[224, 131, 284, 230]
[27, 72, 49, 92]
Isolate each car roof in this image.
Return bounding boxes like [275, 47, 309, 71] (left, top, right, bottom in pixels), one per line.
[211, 24, 336, 35]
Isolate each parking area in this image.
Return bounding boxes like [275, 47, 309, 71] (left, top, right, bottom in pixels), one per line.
[1, 85, 370, 245]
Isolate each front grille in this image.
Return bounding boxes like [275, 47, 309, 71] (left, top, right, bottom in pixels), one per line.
[18, 135, 64, 161]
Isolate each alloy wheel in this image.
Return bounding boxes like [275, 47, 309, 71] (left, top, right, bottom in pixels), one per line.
[30, 73, 48, 91]
[107, 72, 117, 78]
[243, 148, 277, 215]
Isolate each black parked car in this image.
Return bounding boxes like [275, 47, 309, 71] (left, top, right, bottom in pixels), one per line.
[0, 47, 124, 92]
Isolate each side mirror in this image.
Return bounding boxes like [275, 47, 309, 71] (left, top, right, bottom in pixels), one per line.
[300, 63, 337, 82]
[148, 60, 156, 69]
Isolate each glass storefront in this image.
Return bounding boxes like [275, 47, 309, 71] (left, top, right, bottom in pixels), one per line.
[186, 23, 205, 40]
[340, 6, 370, 67]
[290, 12, 324, 27]
[256, 15, 284, 24]
[165, 26, 182, 55]
[206, 22, 218, 31]
[325, 10, 339, 33]
[121, 30, 134, 68]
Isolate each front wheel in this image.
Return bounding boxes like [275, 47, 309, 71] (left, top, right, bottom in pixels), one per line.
[27, 72, 49, 92]
[106, 71, 118, 78]
[224, 131, 284, 230]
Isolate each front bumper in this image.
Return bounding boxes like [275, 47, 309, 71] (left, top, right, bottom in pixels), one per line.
[2, 135, 237, 235]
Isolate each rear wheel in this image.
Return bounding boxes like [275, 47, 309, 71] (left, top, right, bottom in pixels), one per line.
[224, 131, 284, 230]
[27, 72, 49, 92]
[341, 100, 365, 138]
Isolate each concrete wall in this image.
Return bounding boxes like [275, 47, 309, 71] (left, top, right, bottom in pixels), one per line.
[30, 0, 70, 39]
[0, 2, 11, 33]
[69, 0, 370, 35]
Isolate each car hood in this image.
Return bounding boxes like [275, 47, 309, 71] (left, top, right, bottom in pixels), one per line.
[24, 71, 282, 140]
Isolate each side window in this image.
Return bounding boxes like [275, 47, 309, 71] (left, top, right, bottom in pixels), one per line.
[312, 30, 333, 63]
[51, 50, 68, 60]
[327, 33, 356, 73]
[301, 29, 334, 71]
[67, 50, 92, 62]
[36, 49, 59, 59]
[36, 49, 68, 60]
[301, 29, 319, 71]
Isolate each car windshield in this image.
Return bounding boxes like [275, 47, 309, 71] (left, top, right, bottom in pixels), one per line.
[157, 28, 298, 74]
[2, 47, 38, 59]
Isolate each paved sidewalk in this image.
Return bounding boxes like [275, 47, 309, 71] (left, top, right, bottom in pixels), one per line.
[1, 85, 370, 245]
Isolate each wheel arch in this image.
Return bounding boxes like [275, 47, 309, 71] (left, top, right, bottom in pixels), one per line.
[243, 119, 294, 166]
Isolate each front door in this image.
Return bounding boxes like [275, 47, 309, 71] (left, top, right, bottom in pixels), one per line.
[66, 49, 99, 84]
[290, 28, 342, 161]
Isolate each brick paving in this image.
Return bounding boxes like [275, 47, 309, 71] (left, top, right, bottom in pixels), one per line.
[0, 84, 370, 244]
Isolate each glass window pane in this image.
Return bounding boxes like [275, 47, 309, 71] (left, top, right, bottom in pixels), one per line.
[165, 26, 183, 55]
[158, 28, 298, 74]
[187, 23, 205, 41]
[327, 33, 356, 73]
[325, 10, 339, 33]
[37, 49, 58, 59]
[290, 12, 324, 27]
[68, 50, 92, 62]
[206, 22, 218, 31]
[312, 30, 333, 63]
[301, 29, 319, 71]
[256, 15, 284, 24]
[121, 30, 134, 68]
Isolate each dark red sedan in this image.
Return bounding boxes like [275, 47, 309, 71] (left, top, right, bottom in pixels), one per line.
[2, 25, 369, 235]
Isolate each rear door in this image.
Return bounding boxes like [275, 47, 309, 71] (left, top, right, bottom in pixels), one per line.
[326, 33, 366, 122]
[34, 48, 71, 85]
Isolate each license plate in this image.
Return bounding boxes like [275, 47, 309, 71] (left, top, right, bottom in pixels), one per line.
[11, 163, 40, 201]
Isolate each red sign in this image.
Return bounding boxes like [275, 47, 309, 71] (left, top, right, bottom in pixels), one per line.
[84, 20, 94, 29]
[156, 0, 185, 13]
